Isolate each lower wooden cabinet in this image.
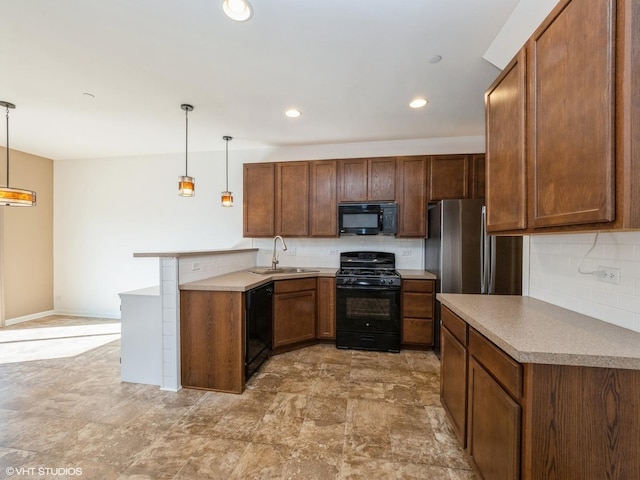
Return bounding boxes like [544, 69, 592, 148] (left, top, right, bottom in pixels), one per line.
[317, 277, 336, 339]
[440, 305, 640, 480]
[273, 278, 317, 348]
[467, 357, 521, 480]
[180, 290, 244, 394]
[440, 326, 468, 447]
[401, 279, 434, 347]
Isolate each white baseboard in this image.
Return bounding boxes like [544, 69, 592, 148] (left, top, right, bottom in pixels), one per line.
[5, 310, 120, 326]
[5, 310, 56, 326]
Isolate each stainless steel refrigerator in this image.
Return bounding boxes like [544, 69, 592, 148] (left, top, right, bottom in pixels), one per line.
[425, 199, 522, 356]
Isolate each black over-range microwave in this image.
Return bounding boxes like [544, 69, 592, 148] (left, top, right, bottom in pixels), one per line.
[338, 203, 398, 236]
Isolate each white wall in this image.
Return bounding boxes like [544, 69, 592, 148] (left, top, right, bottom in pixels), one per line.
[54, 136, 484, 318]
[529, 232, 640, 333]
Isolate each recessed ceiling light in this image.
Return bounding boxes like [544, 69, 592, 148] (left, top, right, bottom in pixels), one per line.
[222, 0, 253, 21]
[409, 98, 428, 109]
[285, 108, 301, 118]
[428, 55, 442, 64]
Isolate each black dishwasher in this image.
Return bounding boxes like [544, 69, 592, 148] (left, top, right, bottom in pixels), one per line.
[245, 282, 273, 380]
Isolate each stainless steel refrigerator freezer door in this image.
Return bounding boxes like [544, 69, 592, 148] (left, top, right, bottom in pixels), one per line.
[439, 199, 484, 294]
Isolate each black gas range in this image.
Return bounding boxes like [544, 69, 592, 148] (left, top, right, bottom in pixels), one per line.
[335, 252, 401, 352]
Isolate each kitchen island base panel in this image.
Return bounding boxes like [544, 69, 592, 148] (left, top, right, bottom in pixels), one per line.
[523, 363, 640, 480]
[180, 290, 245, 394]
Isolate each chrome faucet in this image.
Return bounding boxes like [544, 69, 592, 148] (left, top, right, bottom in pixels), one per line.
[271, 235, 288, 270]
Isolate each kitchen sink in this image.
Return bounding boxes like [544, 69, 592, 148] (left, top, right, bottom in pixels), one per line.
[248, 267, 319, 275]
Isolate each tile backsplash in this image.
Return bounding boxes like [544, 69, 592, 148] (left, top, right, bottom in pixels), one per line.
[251, 236, 424, 270]
[529, 231, 640, 333]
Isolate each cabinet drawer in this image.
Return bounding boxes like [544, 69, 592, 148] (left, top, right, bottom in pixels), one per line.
[441, 306, 468, 346]
[402, 318, 434, 345]
[274, 278, 317, 294]
[403, 292, 434, 318]
[403, 279, 434, 293]
[469, 328, 522, 399]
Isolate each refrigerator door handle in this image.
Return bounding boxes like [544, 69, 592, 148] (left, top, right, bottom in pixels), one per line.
[481, 206, 488, 294]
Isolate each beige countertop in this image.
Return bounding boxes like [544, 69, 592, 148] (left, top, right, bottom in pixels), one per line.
[181, 268, 437, 292]
[180, 268, 339, 292]
[397, 269, 437, 280]
[437, 293, 640, 370]
[133, 248, 258, 258]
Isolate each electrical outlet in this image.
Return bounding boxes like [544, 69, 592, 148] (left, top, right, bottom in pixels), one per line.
[287, 247, 297, 256]
[329, 249, 338, 256]
[192, 262, 201, 271]
[402, 249, 412, 257]
[598, 266, 620, 285]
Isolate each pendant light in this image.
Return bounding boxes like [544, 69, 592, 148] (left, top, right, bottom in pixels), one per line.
[178, 104, 195, 197]
[221, 135, 233, 207]
[0, 101, 36, 207]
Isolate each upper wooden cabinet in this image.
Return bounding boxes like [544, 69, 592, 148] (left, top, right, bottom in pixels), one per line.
[470, 154, 486, 200]
[243, 163, 275, 237]
[396, 156, 428, 237]
[338, 157, 396, 202]
[275, 162, 309, 236]
[309, 160, 338, 237]
[528, 0, 615, 228]
[485, 0, 640, 233]
[428, 154, 470, 201]
[485, 50, 527, 233]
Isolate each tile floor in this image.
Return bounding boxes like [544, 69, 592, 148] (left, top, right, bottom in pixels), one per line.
[0, 316, 476, 479]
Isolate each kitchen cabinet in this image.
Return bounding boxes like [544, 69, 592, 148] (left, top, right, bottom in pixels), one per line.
[309, 160, 338, 237]
[440, 304, 640, 480]
[180, 290, 244, 394]
[273, 278, 317, 349]
[467, 328, 521, 480]
[440, 307, 468, 447]
[396, 156, 428, 237]
[528, 0, 615, 228]
[485, 50, 527, 233]
[401, 279, 434, 347]
[275, 161, 309, 236]
[428, 154, 469, 201]
[485, 0, 640, 233]
[338, 157, 396, 202]
[469, 154, 486, 200]
[243, 163, 275, 237]
[316, 277, 336, 339]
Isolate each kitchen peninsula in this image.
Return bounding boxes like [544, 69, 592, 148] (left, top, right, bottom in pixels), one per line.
[438, 293, 640, 480]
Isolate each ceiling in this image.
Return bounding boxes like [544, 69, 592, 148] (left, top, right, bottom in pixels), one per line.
[0, 0, 520, 160]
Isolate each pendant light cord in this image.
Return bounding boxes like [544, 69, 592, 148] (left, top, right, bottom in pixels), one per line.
[225, 138, 229, 191]
[184, 108, 189, 177]
[5, 105, 9, 187]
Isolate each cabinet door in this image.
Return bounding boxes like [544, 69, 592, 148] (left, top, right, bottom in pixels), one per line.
[470, 154, 485, 200]
[273, 289, 317, 348]
[468, 358, 521, 480]
[440, 326, 468, 446]
[485, 50, 527, 232]
[368, 157, 396, 201]
[275, 161, 309, 236]
[396, 156, 427, 237]
[528, 0, 615, 228]
[338, 158, 368, 202]
[316, 277, 336, 339]
[429, 155, 470, 201]
[243, 163, 275, 237]
[309, 160, 338, 237]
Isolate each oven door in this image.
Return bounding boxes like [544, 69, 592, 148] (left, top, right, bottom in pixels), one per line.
[336, 284, 401, 352]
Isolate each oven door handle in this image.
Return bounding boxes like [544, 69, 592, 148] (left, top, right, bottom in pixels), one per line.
[336, 284, 400, 291]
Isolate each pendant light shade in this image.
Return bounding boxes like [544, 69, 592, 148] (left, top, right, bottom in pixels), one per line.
[0, 101, 36, 207]
[221, 135, 233, 207]
[178, 104, 195, 197]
